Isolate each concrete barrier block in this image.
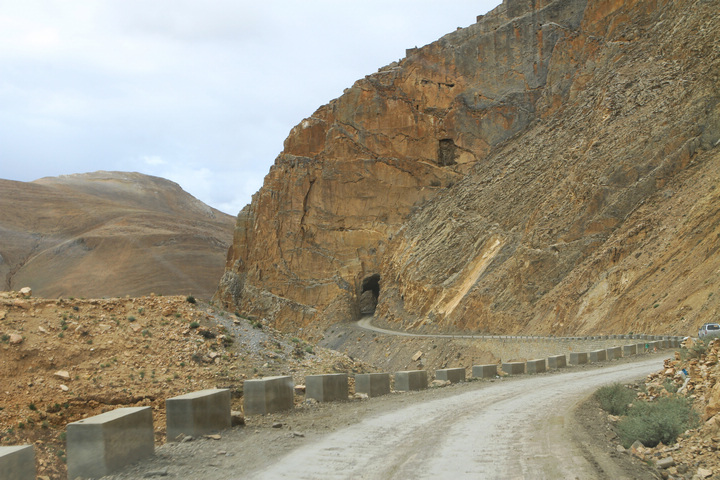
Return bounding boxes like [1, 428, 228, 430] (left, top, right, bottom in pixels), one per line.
[435, 367, 465, 384]
[526, 359, 546, 374]
[501, 362, 525, 375]
[589, 349, 607, 362]
[244, 375, 294, 415]
[606, 346, 622, 360]
[661, 340, 670, 349]
[623, 344, 638, 356]
[355, 373, 390, 397]
[166, 388, 231, 441]
[472, 364, 498, 378]
[0, 445, 35, 480]
[569, 352, 588, 365]
[306, 373, 349, 402]
[547, 355, 566, 369]
[67, 406, 154, 479]
[394, 370, 428, 391]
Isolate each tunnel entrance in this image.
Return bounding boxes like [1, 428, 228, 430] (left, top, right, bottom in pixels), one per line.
[438, 138, 457, 166]
[359, 274, 380, 316]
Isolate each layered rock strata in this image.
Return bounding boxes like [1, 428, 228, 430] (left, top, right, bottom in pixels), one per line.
[218, 0, 720, 336]
[378, 0, 720, 335]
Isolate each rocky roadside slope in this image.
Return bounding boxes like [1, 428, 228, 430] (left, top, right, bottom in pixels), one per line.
[0, 290, 371, 479]
[601, 338, 720, 479]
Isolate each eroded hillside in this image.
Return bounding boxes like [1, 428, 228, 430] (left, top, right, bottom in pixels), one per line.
[0, 171, 234, 299]
[217, 0, 720, 336]
[378, 0, 720, 335]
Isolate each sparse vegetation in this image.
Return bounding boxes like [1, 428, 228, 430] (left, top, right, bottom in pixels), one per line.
[595, 383, 637, 416]
[198, 329, 216, 339]
[618, 395, 699, 448]
[680, 338, 709, 360]
[127, 315, 136, 322]
[189, 321, 200, 329]
[663, 378, 679, 394]
[186, 295, 196, 304]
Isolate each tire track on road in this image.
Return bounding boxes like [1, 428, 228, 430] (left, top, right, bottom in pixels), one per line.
[247, 358, 662, 479]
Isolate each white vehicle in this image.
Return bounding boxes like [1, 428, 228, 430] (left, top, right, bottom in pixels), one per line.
[698, 323, 720, 339]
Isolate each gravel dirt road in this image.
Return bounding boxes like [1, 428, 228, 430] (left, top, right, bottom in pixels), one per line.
[106, 355, 666, 480]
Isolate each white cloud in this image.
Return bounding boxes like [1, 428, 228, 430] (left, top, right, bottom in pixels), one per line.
[142, 155, 166, 166]
[0, 1, 499, 214]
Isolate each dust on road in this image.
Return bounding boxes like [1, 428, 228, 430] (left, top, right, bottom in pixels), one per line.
[106, 355, 666, 480]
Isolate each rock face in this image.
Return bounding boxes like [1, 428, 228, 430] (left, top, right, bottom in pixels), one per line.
[217, 0, 720, 336]
[0, 171, 234, 299]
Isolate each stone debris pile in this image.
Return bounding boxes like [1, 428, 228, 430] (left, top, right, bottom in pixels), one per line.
[628, 338, 720, 479]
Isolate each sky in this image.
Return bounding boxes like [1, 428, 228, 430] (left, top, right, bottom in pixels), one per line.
[0, 1, 499, 215]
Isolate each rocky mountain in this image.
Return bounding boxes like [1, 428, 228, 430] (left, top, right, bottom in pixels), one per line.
[0, 171, 234, 299]
[216, 0, 720, 336]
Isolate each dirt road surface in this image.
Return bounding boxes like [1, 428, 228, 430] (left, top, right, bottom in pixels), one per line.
[247, 358, 659, 480]
[107, 355, 665, 480]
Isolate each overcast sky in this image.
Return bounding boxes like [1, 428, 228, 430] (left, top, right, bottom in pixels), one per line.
[1, 1, 498, 215]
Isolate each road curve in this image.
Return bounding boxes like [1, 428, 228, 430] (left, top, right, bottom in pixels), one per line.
[356, 316, 508, 339]
[246, 357, 661, 480]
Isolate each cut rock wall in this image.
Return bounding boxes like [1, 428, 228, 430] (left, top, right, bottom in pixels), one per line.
[217, 0, 720, 337]
[216, 0, 593, 332]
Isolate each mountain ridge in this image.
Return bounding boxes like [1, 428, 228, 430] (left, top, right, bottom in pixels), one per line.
[0, 171, 234, 299]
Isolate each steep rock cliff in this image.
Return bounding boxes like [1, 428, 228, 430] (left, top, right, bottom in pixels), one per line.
[218, 0, 720, 336]
[379, 0, 720, 334]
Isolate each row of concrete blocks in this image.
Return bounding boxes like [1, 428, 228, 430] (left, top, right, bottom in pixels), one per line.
[245, 358, 564, 417]
[464, 334, 685, 341]
[2, 338, 680, 479]
[243, 371, 432, 415]
[0, 388, 233, 480]
[499, 341, 675, 375]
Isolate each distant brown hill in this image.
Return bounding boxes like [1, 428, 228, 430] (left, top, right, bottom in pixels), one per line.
[0, 171, 235, 299]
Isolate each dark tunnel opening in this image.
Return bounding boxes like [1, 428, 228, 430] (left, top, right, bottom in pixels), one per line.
[359, 274, 380, 315]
